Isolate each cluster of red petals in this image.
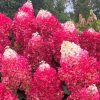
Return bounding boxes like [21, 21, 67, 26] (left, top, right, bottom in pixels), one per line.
[60, 41, 88, 67]
[36, 9, 61, 34]
[62, 21, 79, 44]
[59, 58, 100, 92]
[24, 32, 52, 70]
[51, 21, 79, 63]
[12, 0, 37, 54]
[0, 83, 18, 100]
[36, 10, 62, 63]
[1, 48, 32, 92]
[67, 84, 100, 100]
[59, 41, 100, 93]
[0, 13, 12, 54]
[27, 62, 64, 100]
[79, 28, 100, 61]
[35, 10, 79, 64]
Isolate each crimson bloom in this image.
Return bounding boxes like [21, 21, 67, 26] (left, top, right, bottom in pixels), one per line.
[24, 32, 52, 70]
[79, 28, 100, 61]
[12, 0, 37, 54]
[67, 84, 100, 100]
[59, 41, 100, 92]
[0, 83, 18, 100]
[0, 13, 12, 53]
[27, 61, 64, 100]
[1, 47, 32, 92]
[51, 21, 79, 63]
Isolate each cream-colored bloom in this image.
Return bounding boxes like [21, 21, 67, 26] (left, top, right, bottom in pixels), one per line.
[61, 41, 81, 58]
[63, 21, 76, 32]
[37, 9, 52, 18]
[3, 47, 17, 59]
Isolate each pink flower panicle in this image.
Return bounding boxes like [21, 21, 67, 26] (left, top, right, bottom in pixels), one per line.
[62, 21, 79, 44]
[12, 0, 37, 54]
[51, 21, 79, 63]
[67, 84, 100, 100]
[60, 41, 88, 67]
[0, 13, 12, 53]
[20, 0, 35, 16]
[36, 9, 61, 34]
[59, 41, 100, 92]
[36, 10, 62, 61]
[79, 28, 100, 61]
[24, 32, 52, 70]
[27, 62, 64, 100]
[1, 47, 32, 92]
[63, 21, 77, 33]
[0, 83, 18, 100]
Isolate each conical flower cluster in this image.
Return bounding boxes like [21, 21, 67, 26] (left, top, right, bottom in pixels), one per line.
[0, 13, 12, 54]
[27, 62, 64, 100]
[79, 28, 100, 61]
[24, 32, 52, 70]
[12, 0, 37, 54]
[62, 21, 79, 44]
[36, 10, 62, 62]
[59, 41, 100, 92]
[36, 9, 61, 34]
[1, 47, 32, 92]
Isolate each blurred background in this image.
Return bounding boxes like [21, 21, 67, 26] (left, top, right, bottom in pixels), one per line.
[0, 0, 100, 31]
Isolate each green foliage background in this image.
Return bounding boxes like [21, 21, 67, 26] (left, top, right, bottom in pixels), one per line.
[0, 0, 100, 30]
[0, 0, 69, 22]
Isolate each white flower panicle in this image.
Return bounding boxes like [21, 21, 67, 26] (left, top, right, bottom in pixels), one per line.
[60, 41, 81, 58]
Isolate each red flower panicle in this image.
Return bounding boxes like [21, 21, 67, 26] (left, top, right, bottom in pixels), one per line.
[36, 9, 61, 60]
[0, 1, 100, 99]
[79, 28, 100, 61]
[0, 83, 18, 100]
[1, 47, 32, 92]
[12, 0, 37, 54]
[27, 62, 64, 100]
[0, 13, 12, 53]
[67, 84, 100, 100]
[24, 32, 52, 70]
[60, 41, 88, 67]
[59, 41, 100, 92]
[36, 9, 61, 34]
[62, 21, 79, 44]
